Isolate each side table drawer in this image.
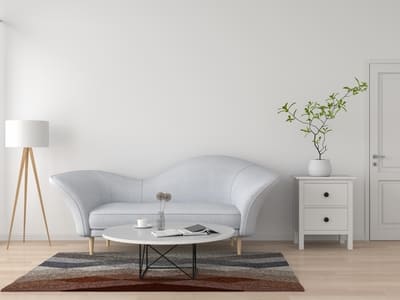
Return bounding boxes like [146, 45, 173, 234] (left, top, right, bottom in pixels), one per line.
[304, 208, 347, 231]
[303, 183, 347, 206]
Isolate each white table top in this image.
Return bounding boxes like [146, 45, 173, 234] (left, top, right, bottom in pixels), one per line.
[102, 223, 235, 245]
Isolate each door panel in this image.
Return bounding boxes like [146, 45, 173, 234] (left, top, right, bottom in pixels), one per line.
[370, 63, 400, 240]
[381, 182, 400, 225]
[381, 73, 400, 169]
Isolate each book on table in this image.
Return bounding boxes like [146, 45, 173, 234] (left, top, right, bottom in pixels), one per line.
[151, 224, 218, 238]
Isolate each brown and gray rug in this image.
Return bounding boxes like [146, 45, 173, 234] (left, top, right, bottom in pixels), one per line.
[2, 250, 304, 292]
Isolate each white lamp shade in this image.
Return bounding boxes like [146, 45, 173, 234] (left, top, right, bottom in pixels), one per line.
[5, 120, 49, 148]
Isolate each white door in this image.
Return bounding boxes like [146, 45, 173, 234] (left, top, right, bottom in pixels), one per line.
[370, 63, 400, 240]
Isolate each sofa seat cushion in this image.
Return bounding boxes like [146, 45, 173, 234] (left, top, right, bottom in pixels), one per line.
[89, 201, 240, 230]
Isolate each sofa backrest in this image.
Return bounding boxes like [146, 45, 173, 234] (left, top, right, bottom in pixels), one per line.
[50, 170, 142, 203]
[142, 155, 253, 204]
[105, 172, 142, 203]
[51, 155, 265, 206]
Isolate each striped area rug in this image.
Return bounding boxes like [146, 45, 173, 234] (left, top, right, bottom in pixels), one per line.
[2, 250, 304, 292]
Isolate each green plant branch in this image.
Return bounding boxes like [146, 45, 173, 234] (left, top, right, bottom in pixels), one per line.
[284, 109, 321, 133]
[278, 78, 368, 160]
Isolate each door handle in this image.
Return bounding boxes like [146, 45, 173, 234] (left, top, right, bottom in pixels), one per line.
[372, 154, 386, 159]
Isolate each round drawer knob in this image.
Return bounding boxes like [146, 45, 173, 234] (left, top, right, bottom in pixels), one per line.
[323, 217, 330, 223]
[323, 192, 330, 198]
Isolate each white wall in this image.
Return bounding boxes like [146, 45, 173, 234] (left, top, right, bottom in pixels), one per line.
[0, 0, 4, 239]
[2, 0, 400, 241]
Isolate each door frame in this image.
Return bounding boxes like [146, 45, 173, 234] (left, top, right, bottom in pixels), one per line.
[366, 60, 400, 240]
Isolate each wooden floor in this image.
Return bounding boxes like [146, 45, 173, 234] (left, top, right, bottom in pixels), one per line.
[1, 239, 400, 299]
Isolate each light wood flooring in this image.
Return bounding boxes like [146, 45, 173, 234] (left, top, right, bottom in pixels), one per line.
[1, 239, 400, 299]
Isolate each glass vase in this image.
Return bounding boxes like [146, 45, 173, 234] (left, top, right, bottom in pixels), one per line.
[157, 211, 165, 230]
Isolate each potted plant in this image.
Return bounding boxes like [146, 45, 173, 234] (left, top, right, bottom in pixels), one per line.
[278, 78, 368, 176]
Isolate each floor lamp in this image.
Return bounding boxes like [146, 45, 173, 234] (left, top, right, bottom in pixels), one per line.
[5, 120, 51, 249]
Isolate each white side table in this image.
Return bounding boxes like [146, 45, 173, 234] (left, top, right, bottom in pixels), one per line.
[296, 176, 355, 250]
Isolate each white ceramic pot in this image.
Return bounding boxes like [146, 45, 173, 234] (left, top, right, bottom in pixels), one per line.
[308, 159, 332, 177]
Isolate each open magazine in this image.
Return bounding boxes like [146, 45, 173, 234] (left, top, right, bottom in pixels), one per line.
[151, 224, 218, 238]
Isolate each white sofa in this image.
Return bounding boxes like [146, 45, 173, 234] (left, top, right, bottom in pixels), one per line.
[50, 155, 278, 255]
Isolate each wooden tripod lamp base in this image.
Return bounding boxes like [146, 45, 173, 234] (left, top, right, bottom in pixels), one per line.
[5, 120, 51, 249]
[6, 148, 51, 249]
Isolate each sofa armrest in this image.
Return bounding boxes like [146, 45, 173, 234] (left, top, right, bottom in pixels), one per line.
[49, 171, 112, 237]
[231, 165, 279, 236]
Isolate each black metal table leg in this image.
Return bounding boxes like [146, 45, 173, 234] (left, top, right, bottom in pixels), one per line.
[192, 244, 197, 279]
[137, 243, 198, 280]
[138, 244, 149, 279]
[146, 244, 149, 268]
[138, 244, 142, 278]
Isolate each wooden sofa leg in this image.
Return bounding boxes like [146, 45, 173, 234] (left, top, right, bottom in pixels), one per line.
[106, 239, 110, 247]
[236, 237, 242, 256]
[89, 237, 94, 255]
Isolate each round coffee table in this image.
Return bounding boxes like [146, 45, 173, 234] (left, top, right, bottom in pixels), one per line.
[102, 222, 235, 279]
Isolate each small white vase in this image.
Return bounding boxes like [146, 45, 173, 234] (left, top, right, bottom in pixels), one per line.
[308, 159, 332, 177]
